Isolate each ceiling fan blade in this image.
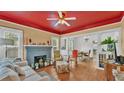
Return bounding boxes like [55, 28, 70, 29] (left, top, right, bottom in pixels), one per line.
[64, 17, 76, 20]
[47, 18, 58, 20]
[54, 20, 61, 26]
[58, 11, 63, 18]
[63, 20, 71, 26]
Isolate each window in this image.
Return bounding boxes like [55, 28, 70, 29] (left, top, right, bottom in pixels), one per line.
[68, 38, 74, 51]
[61, 38, 67, 50]
[5, 32, 18, 46]
[51, 37, 59, 50]
[0, 27, 23, 59]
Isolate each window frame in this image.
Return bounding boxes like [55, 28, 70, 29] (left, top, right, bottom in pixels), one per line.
[0, 26, 23, 59]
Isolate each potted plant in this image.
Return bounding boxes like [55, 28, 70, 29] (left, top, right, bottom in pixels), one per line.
[101, 36, 117, 52]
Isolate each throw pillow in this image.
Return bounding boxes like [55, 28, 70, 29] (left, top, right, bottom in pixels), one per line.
[14, 65, 25, 76]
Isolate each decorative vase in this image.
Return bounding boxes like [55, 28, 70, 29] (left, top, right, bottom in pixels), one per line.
[35, 63, 39, 69]
[47, 40, 50, 45]
[29, 38, 32, 44]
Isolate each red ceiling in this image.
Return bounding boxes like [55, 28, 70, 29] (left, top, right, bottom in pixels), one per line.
[0, 11, 123, 35]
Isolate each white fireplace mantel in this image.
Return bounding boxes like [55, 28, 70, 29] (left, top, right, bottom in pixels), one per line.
[24, 45, 52, 48]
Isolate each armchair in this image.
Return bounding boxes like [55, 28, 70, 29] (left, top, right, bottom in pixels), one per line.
[53, 50, 63, 67]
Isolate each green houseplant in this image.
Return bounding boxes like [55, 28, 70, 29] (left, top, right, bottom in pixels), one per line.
[101, 36, 117, 45]
[101, 36, 118, 52]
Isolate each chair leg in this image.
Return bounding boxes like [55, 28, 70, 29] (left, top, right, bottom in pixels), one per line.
[68, 64, 70, 71]
[53, 61, 56, 68]
[75, 58, 77, 64]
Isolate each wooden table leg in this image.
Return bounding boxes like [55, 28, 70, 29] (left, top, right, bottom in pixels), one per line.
[75, 57, 77, 65]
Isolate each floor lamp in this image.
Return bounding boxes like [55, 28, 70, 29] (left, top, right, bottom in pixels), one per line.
[0, 38, 14, 58]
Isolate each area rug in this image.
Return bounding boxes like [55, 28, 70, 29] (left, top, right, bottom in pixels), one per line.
[38, 71, 57, 81]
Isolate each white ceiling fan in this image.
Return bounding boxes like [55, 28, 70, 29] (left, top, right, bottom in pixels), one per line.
[47, 11, 76, 27]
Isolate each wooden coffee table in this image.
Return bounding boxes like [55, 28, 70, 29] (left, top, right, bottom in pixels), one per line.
[56, 61, 70, 73]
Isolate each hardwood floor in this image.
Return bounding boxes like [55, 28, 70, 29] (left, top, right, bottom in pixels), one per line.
[36, 60, 106, 81]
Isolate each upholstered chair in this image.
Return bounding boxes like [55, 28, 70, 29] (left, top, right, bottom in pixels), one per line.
[53, 50, 63, 67]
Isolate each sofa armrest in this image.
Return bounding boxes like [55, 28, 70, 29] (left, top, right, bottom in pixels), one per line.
[15, 61, 28, 66]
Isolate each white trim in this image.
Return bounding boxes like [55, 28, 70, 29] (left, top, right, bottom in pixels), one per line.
[24, 45, 52, 47]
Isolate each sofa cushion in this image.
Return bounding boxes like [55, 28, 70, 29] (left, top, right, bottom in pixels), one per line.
[0, 67, 20, 81]
[19, 66, 36, 80]
[20, 66, 42, 80]
[19, 66, 49, 81]
[0, 62, 55, 81]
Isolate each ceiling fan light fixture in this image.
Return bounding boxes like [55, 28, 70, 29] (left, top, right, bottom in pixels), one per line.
[61, 20, 64, 24]
[47, 11, 76, 27]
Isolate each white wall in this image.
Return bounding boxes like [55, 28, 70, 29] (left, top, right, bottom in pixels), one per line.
[73, 34, 98, 52]
[73, 28, 121, 54]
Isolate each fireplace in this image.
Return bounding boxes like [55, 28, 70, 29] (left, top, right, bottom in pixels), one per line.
[34, 55, 47, 67]
[25, 45, 52, 66]
[33, 55, 52, 69]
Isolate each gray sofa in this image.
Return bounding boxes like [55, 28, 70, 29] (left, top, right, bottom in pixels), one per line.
[0, 60, 57, 81]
